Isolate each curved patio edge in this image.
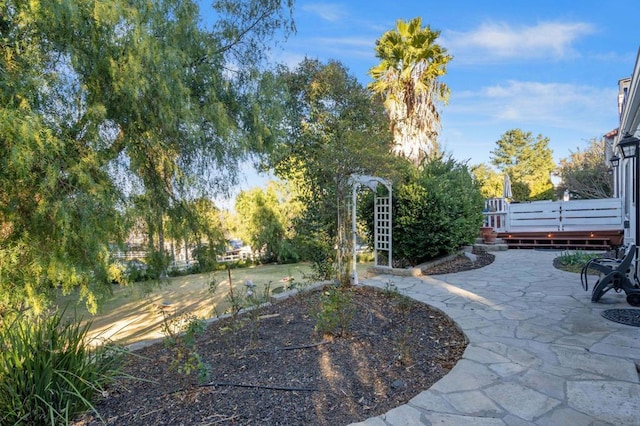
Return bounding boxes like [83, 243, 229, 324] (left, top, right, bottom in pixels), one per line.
[350, 249, 640, 425]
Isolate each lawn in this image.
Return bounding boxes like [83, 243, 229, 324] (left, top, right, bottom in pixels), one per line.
[57, 261, 373, 346]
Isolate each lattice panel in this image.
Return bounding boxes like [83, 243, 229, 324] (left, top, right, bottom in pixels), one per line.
[375, 196, 391, 267]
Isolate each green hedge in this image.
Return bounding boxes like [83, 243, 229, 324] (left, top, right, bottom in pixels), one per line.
[365, 157, 484, 266]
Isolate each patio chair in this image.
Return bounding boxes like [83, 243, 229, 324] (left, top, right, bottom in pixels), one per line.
[581, 244, 640, 306]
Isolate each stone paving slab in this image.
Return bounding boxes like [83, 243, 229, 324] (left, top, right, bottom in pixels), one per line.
[349, 249, 640, 425]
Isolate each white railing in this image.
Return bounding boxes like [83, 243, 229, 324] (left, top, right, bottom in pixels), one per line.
[484, 198, 509, 232]
[217, 251, 256, 262]
[484, 197, 624, 233]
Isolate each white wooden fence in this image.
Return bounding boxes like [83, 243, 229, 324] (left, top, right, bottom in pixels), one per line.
[484, 198, 624, 233]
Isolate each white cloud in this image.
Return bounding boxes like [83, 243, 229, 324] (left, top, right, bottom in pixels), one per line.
[441, 80, 618, 164]
[451, 80, 615, 133]
[444, 21, 595, 62]
[301, 3, 348, 22]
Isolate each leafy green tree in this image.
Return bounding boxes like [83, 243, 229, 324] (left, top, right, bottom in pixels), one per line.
[472, 163, 504, 199]
[369, 17, 452, 166]
[490, 129, 556, 201]
[268, 58, 400, 283]
[557, 137, 612, 199]
[165, 198, 226, 268]
[234, 183, 299, 263]
[0, 0, 293, 316]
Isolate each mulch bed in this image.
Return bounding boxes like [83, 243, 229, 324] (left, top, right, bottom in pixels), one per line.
[422, 250, 495, 275]
[73, 286, 468, 426]
[74, 250, 497, 426]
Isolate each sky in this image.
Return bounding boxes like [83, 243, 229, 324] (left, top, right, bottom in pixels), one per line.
[199, 0, 640, 201]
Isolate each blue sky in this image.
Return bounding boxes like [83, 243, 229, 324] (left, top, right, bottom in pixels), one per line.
[200, 0, 640, 200]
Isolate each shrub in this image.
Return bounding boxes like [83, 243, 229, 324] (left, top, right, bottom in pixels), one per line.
[557, 250, 600, 266]
[0, 310, 124, 425]
[125, 259, 150, 282]
[309, 242, 336, 281]
[161, 313, 210, 387]
[192, 245, 219, 273]
[365, 156, 484, 266]
[315, 286, 355, 337]
[277, 239, 301, 264]
[555, 250, 604, 273]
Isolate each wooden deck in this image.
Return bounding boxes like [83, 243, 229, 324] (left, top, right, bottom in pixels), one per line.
[484, 197, 626, 250]
[497, 230, 624, 250]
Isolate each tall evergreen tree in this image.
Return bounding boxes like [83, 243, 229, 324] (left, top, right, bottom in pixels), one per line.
[490, 129, 556, 201]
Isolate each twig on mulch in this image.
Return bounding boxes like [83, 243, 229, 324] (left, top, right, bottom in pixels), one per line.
[207, 414, 241, 424]
[202, 382, 319, 392]
[244, 340, 330, 354]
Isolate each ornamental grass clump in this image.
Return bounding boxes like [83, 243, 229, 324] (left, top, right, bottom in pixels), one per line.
[0, 310, 125, 425]
[556, 250, 603, 273]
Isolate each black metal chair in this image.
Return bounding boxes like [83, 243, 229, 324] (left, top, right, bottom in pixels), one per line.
[581, 244, 640, 306]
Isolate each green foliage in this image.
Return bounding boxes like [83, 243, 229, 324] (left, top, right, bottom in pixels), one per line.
[299, 235, 337, 281]
[382, 281, 414, 311]
[0, 311, 124, 425]
[0, 0, 293, 315]
[557, 251, 599, 265]
[490, 129, 556, 201]
[217, 279, 272, 349]
[383, 281, 399, 297]
[120, 259, 151, 283]
[235, 184, 298, 263]
[268, 58, 399, 284]
[370, 156, 484, 266]
[161, 312, 210, 386]
[357, 250, 375, 263]
[472, 163, 504, 198]
[369, 17, 452, 165]
[165, 198, 227, 272]
[315, 286, 355, 337]
[557, 137, 612, 199]
[555, 250, 601, 273]
[192, 245, 220, 274]
[277, 239, 301, 264]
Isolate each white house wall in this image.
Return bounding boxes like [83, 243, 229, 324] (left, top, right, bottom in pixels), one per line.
[616, 46, 640, 246]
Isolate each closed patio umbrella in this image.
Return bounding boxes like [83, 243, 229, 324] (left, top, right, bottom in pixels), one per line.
[503, 173, 512, 199]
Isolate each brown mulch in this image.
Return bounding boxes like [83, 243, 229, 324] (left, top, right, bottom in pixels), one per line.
[421, 250, 495, 275]
[75, 252, 495, 426]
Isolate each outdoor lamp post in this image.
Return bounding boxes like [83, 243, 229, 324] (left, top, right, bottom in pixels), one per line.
[610, 154, 620, 197]
[618, 133, 640, 248]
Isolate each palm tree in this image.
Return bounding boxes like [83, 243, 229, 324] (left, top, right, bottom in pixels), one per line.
[369, 17, 452, 166]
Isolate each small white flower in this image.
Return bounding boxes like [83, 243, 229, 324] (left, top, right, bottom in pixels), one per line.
[247, 290, 254, 297]
[245, 280, 255, 288]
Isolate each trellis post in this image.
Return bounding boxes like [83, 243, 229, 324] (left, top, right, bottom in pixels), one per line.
[349, 175, 392, 285]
